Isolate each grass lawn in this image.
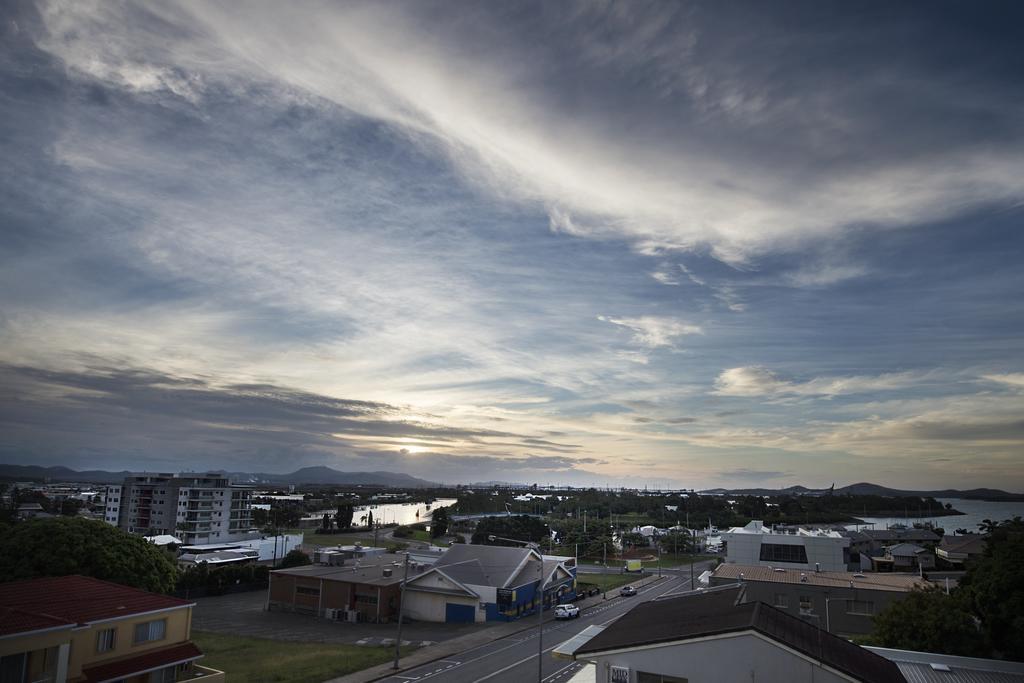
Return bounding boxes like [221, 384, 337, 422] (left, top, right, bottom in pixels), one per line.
[576, 572, 635, 591]
[646, 553, 718, 567]
[192, 631, 400, 683]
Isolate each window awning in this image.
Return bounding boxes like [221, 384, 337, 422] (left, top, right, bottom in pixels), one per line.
[83, 642, 203, 683]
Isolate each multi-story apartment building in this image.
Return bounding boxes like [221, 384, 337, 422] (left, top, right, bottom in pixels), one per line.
[103, 473, 254, 545]
[0, 575, 223, 683]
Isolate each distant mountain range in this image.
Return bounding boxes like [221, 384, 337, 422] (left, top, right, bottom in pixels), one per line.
[0, 464, 434, 488]
[701, 481, 1024, 501]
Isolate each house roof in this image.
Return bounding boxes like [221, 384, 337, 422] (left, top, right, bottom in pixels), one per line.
[712, 564, 926, 592]
[887, 543, 931, 557]
[0, 607, 75, 639]
[82, 642, 203, 683]
[271, 554, 408, 586]
[939, 534, 987, 555]
[434, 544, 538, 588]
[0, 576, 192, 634]
[576, 586, 905, 683]
[866, 647, 1024, 683]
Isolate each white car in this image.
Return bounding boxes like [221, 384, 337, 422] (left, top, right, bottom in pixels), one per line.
[554, 604, 580, 620]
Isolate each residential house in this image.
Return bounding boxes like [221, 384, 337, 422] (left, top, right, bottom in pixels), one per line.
[721, 521, 851, 572]
[709, 563, 925, 635]
[402, 544, 577, 623]
[0, 575, 222, 683]
[936, 534, 987, 566]
[557, 585, 905, 683]
[872, 544, 937, 573]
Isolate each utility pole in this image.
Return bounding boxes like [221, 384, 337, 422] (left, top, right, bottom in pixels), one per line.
[392, 553, 410, 669]
[602, 542, 607, 599]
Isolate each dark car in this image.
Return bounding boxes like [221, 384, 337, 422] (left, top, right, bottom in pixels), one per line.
[620, 585, 637, 597]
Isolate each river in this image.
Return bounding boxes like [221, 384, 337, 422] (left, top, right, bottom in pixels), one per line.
[352, 498, 458, 526]
[846, 498, 1024, 532]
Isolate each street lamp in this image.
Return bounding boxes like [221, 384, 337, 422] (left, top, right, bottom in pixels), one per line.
[489, 534, 546, 683]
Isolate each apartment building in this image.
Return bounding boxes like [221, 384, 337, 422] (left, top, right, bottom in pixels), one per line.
[721, 520, 851, 572]
[0, 575, 222, 683]
[103, 473, 254, 545]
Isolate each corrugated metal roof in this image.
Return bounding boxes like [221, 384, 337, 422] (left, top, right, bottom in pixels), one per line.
[867, 648, 1024, 683]
[712, 563, 925, 592]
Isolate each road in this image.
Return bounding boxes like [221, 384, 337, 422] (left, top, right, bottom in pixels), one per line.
[377, 564, 713, 683]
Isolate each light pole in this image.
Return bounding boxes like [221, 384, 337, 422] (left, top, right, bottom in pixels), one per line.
[393, 553, 410, 669]
[489, 534, 546, 683]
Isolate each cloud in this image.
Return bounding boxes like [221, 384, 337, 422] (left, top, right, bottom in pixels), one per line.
[721, 468, 793, 481]
[982, 373, 1024, 388]
[599, 316, 703, 348]
[29, 1, 1024, 268]
[713, 367, 921, 398]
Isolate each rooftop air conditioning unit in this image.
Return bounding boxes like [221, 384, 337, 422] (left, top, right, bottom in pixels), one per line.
[324, 608, 340, 620]
[383, 568, 393, 577]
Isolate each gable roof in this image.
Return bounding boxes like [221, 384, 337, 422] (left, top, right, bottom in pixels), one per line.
[887, 543, 931, 556]
[0, 576, 192, 633]
[434, 544, 539, 588]
[576, 586, 905, 683]
[939, 534, 987, 555]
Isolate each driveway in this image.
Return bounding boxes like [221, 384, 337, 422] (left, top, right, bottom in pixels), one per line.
[190, 590, 490, 647]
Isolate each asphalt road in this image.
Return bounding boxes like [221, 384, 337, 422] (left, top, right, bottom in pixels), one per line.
[377, 564, 713, 683]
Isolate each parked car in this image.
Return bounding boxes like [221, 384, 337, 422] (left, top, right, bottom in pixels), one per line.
[620, 585, 637, 597]
[554, 604, 580, 620]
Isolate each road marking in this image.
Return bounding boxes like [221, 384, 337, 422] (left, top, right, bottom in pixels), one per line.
[542, 662, 579, 682]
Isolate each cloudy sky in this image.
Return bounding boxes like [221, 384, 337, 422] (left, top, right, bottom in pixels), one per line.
[2, 0, 1023, 490]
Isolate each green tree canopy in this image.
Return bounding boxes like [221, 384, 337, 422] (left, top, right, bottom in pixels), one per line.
[431, 507, 449, 538]
[0, 517, 178, 594]
[335, 503, 354, 530]
[872, 587, 989, 657]
[959, 517, 1024, 660]
[278, 549, 312, 569]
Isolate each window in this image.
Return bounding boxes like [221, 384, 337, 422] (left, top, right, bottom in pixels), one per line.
[759, 543, 808, 564]
[150, 665, 177, 683]
[133, 619, 166, 644]
[799, 595, 814, 614]
[355, 593, 378, 605]
[637, 673, 688, 683]
[97, 627, 117, 652]
[846, 600, 874, 615]
[296, 586, 320, 596]
[773, 593, 788, 608]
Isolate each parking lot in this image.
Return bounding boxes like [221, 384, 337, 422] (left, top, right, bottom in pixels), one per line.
[191, 589, 491, 646]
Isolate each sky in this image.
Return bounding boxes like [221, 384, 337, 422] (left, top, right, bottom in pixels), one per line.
[2, 0, 1023, 490]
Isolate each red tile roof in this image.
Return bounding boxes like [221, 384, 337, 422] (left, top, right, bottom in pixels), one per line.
[0, 607, 74, 638]
[82, 642, 203, 683]
[0, 575, 192, 633]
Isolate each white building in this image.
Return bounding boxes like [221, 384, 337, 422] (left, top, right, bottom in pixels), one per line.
[721, 520, 850, 572]
[104, 472, 255, 545]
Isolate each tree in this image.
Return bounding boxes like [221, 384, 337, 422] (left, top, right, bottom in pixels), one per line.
[366, 509, 374, 529]
[959, 517, 1024, 660]
[335, 503, 354, 530]
[431, 507, 449, 538]
[278, 549, 312, 569]
[320, 513, 333, 531]
[0, 517, 178, 594]
[872, 588, 988, 657]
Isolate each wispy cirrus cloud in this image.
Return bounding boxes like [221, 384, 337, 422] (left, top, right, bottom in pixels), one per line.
[713, 367, 923, 398]
[598, 316, 703, 349]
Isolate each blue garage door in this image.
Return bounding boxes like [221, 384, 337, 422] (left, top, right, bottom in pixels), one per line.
[445, 603, 475, 623]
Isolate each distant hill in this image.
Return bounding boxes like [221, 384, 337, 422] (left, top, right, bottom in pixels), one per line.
[702, 481, 1024, 501]
[0, 464, 434, 488]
